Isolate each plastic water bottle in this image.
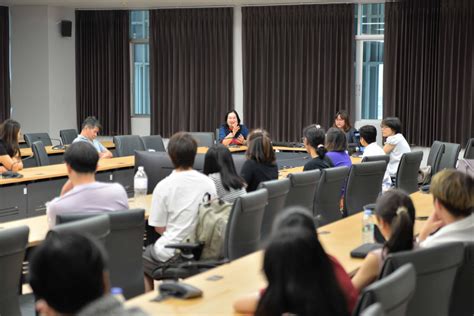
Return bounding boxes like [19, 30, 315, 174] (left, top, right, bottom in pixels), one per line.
[362, 209, 375, 244]
[111, 287, 125, 302]
[134, 166, 148, 210]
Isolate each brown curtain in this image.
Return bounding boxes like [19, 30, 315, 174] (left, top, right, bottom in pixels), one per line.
[384, 0, 473, 147]
[0, 6, 10, 122]
[242, 5, 354, 142]
[76, 10, 131, 135]
[149, 8, 234, 137]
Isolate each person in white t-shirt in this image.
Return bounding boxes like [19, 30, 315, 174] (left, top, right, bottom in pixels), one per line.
[381, 117, 411, 178]
[359, 125, 392, 190]
[143, 132, 217, 291]
[418, 169, 474, 248]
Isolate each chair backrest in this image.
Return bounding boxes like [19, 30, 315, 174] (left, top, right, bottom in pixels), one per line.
[24, 132, 52, 147]
[257, 178, 291, 242]
[59, 129, 78, 145]
[135, 151, 174, 194]
[395, 151, 423, 194]
[449, 242, 474, 316]
[189, 132, 215, 147]
[215, 128, 220, 144]
[224, 189, 268, 260]
[313, 166, 350, 226]
[53, 215, 110, 245]
[232, 154, 247, 175]
[344, 161, 386, 216]
[360, 303, 386, 316]
[464, 138, 474, 159]
[355, 263, 416, 316]
[55, 210, 146, 299]
[380, 242, 464, 316]
[32, 141, 50, 166]
[427, 141, 445, 176]
[438, 142, 461, 171]
[113, 135, 146, 157]
[284, 169, 321, 212]
[0, 226, 29, 316]
[361, 155, 390, 164]
[141, 135, 166, 152]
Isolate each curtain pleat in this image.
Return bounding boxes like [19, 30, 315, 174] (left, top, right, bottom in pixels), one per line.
[0, 6, 10, 122]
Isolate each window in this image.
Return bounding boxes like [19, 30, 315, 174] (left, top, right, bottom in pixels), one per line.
[355, 3, 384, 120]
[130, 11, 150, 116]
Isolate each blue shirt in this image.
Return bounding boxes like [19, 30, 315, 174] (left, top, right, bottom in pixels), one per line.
[73, 135, 107, 153]
[218, 124, 249, 143]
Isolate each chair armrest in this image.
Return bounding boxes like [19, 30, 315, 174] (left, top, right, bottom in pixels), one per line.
[176, 258, 230, 269]
[165, 242, 202, 252]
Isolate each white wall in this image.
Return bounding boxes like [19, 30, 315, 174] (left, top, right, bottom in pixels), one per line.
[131, 117, 151, 136]
[233, 6, 244, 122]
[10, 5, 76, 140]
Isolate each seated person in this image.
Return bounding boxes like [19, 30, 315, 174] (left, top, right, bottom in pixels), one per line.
[359, 125, 392, 189]
[325, 127, 352, 169]
[46, 142, 128, 227]
[381, 117, 410, 179]
[302, 124, 333, 171]
[219, 110, 249, 146]
[74, 116, 113, 159]
[418, 169, 473, 247]
[0, 119, 23, 173]
[352, 189, 415, 290]
[203, 144, 246, 203]
[333, 110, 358, 146]
[234, 208, 358, 315]
[240, 129, 278, 192]
[143, 132, 217, 291]
[29, 231, 147, 316]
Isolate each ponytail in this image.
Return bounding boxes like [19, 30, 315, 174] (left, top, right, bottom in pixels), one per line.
[316, 145, 327, 159]
[384, 207, 414, 254]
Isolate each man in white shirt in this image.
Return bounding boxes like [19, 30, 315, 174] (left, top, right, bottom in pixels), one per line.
[381, 117, 411, 177]
[73, 116, 113, 159]
[46, 142, 129, 227]
[359, 125, 392, 190]
[419, 169, 474, 248]
[143, 132, 217, 291]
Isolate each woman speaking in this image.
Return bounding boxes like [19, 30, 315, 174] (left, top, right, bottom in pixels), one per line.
[219, 110, 249, 146]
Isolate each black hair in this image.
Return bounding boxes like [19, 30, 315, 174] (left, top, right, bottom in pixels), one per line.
[359, 125, 377, 144]
[0, 119, 21, 157]
[81, 116, 102, 130]
[167, 132, 197, 169]
[246, 129, 276, 165]
[381, 117, 402, 134]
[303, 124, 327, 158]
[256, 209, 349, 316]
[375, 189, 415, 254]
[64, 142, 99, 174]
[224, 110, 241, 126]
[333, 110, 352, 132]
[203, 144, 245, 191]
[29, 231, 107, 314]
[325, 127, 348, 152]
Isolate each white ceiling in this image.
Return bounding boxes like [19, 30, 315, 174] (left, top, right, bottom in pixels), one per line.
[2, 0, 361, 9]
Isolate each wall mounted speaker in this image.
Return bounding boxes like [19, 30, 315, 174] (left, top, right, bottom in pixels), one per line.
[61, 20, 72, 37]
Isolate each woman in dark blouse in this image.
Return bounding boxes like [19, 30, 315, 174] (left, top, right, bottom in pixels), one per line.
[333, 110, 358, 146]
[302, 124, 333, 171]
[240, 129, 278, 192]
[219, 110, 249, 146]
[0, 119, 24, 172]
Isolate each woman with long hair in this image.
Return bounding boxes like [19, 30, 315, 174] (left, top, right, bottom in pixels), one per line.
[352, 189, 415, 290]
[325, 127, 352, 169]
[219, 110, 249, 146]
[302, 124, 333, 171]
[203, 144, 246, 203]
[333, 110, 358, 145]
[0, 119, 23, 172]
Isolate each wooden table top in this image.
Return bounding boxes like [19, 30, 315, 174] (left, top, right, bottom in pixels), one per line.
[0, 156, 134, 185]
[20, 141, 116, 157]
[278, 156, 362, 179]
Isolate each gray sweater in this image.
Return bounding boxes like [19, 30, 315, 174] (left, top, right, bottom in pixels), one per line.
[77, 295, 148, 316]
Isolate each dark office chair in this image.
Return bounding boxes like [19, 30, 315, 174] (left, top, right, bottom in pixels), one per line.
[463, 138, 474, 159]
[59, 129, 78, 145]
[53, 215, 110, 246]
[361, 155, 390, 164]
[23, 133, 52, 147]
[56, 209, 146, 299]
[449, 242, 474, 316]
[355, 263, 416, 316]
[215, 128, 220, 144]
[426, 141, 445, 176]
[284, 169, 321, 212]
[32, 141, 50, 166]
[232, 154, 247, 175]
[344, 161, 386, 216]
[0, 226, 29, 316]
[113, 135, 146, 157]
[189, 132, 215, 147]
[313, 166, 350, 226]
[360, 303, 386, 316]
[438, 142, 461, 171]
[258, 178, 291, 242]
[380, 242, 464, 316]
[141, 135, 166, 152]
[395, 151, 423, 194]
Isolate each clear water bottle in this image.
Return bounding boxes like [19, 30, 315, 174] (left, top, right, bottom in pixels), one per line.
[134, 166, 148, 209]
[362, 209, 375, 244]
[111, 287, 125, 302]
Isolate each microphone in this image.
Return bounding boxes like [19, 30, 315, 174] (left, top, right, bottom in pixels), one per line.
[50, 138, 66, 150]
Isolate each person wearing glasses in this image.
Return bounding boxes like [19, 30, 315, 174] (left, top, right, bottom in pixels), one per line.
[381, 117, 411, 182]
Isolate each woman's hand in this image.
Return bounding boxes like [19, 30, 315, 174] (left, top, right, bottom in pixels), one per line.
[232, 124, 240, 135]
[237, 135, 245, 145]
[418, 212, 444, 242]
